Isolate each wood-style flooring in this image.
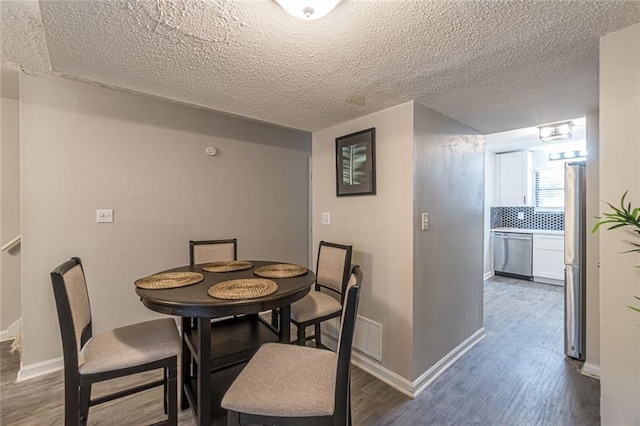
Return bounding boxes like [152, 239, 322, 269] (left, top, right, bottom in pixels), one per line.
[0, 276, 599, 425]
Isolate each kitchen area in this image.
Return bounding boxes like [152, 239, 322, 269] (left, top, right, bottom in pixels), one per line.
[484, 117, 589, 362]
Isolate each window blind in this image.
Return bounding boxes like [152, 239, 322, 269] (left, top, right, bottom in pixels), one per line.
[535, 168, 564, 209]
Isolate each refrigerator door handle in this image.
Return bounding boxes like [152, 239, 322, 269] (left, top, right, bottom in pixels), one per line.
[494, 236, 532, 241]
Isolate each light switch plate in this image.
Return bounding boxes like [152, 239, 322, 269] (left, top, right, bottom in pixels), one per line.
[97, 209, 114, 223]
[421, 213, 429, 230]
[321, 212, 331, 226]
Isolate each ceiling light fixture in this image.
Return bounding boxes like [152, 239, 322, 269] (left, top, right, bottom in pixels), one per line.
[538, 121, 572, 142]
[275, 0, 341, 20]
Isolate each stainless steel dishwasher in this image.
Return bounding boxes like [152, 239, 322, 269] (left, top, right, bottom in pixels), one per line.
[493, 232, 533, 279]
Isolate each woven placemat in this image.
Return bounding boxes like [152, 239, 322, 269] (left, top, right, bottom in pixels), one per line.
[253, 263, 307, 279]
[135, 272, 204, 290]
[208, 278, 278, 300]
[202, 260, 254, 273]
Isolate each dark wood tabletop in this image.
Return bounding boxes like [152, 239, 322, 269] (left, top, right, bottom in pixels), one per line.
[136, 260, 316, 425]
[135, 260, 315, 318]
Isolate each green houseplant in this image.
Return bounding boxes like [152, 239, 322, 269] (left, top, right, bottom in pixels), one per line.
[592, 191, 640, 313]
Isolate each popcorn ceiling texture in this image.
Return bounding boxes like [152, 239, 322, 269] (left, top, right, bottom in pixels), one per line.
[0, 1, 52, 99]
[3, 1, 640, 133]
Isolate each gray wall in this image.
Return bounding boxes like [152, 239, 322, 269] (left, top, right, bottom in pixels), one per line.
[412, 102, 484, 378]
[1, 96, 21, 333]
[20, 72, 311, 367]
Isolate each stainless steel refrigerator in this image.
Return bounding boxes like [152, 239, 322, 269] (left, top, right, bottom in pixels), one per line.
[564, 162, 586, 360]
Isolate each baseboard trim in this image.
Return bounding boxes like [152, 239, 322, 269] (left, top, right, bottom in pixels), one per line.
[412, 327, 486, 397]
[0, 317, 22, 342]
[483, 271, 494, 281]
[533, 276, 564, 286]
[331, 327, 486, 398]
[17, 357, 63, 383]
[350, 351, 415, 397]
[581, 362, 601, 379]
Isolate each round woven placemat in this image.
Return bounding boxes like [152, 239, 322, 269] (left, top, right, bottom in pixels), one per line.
[253, 263, 307, 279]
[201, 260, 254, 273]
[208, 278, 278, 300]
[135, 272, 204, 290]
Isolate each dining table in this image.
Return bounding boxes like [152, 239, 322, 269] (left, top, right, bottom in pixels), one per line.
[135, 260, 315, 426]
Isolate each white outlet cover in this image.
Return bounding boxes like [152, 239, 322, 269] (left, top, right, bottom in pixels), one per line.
[97, 209, 114, 223]
[321, 212, 331, 226]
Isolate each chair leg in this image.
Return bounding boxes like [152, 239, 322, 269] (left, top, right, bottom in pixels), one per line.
[79, 383, 91, 426]
[227, 410, 241, 426]
[315, 323, 322, 348]
[347, 381, 352, 426]
[296, 324, 306, 346]
[167, 359, 178, 426]
[181, 317, 191, 410]
[163, 366, 168, 415]
[64, 375, 80, 426]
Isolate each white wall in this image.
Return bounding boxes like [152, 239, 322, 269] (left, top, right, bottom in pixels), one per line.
[599, 23, 640, 424]
[1, 97, 22, 335]
[584, 110, 600, 375]
[531, 149, 572, 171]
[20, 72, 311, 370]
[312, 102, 415, 379]
[484, 150, 496, 277]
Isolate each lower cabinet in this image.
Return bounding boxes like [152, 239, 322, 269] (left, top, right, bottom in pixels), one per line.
[532, 234, 564, 285]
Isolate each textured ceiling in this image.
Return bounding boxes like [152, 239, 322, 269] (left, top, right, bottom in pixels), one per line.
[1, 0, 51, 99]
[2, 1, 640, 133]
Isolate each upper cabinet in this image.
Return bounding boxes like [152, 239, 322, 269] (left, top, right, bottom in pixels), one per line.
[496, 151, 532, 206]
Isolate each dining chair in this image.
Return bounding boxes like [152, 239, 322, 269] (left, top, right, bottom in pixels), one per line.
[290, 241, 353, 348]
[51, 257, 180, 426]
[222, 265, 362, 426]
[189, 238, 237, 265]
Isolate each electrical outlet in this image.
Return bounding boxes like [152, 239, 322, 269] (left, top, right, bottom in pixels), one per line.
[517, 212, 525, 220]
[97, 209, 114, 223]
[321, 212, 331, 226]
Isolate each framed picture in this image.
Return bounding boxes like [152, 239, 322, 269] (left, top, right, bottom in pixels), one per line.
[335, 128, 376, 197]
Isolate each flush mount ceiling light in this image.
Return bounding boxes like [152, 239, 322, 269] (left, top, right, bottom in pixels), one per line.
[275, 0, 341, 20]
[538, 121, 572, 142]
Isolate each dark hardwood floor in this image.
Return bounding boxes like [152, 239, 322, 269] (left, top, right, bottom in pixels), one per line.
[0, 276, 599, 425]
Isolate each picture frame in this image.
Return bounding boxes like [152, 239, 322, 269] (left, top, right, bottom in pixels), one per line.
[335, 128, 376, 197]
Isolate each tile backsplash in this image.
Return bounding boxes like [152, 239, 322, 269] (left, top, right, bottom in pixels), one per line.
[491, 206, 564, 230]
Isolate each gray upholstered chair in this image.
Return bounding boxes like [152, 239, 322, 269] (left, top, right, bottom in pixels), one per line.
[290, 241, 353, 347]
[222, 265, 362, 426]
[51, 257, 180, 426]
[189, 238, 237, 265]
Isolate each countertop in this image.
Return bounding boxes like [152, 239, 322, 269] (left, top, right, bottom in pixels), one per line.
[491, 227, 564, 236]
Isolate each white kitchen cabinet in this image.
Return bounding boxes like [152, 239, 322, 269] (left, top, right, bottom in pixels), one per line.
[496, 151, 532, 206]
[532, 234, 564, 285]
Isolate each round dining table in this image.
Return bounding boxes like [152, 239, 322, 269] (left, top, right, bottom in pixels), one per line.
[136, 260, 315, 426]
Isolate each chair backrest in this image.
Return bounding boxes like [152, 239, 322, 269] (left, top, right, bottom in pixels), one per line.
[315, 241, 352, 300]
[51, 257, 93, 373]
[189, 239, 237, 265]
[333, 265, 362, 423]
